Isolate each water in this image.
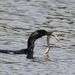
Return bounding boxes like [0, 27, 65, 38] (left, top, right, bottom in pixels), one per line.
[0, 0, 75, 75]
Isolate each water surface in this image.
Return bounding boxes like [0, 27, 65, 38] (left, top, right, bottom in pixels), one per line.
[0, 0, 75, 75]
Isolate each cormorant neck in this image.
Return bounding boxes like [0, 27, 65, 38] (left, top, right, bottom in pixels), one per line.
[26, 30, 49, 59]
[27, 30, 48, 51]
[26, 50, 34, 59]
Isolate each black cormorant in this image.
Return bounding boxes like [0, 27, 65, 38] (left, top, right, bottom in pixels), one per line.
[0, 30, 59, 59]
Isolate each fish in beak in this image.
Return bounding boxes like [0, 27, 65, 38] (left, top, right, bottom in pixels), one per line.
[51, 33, 60, 42]
[44, 32, 59, 54]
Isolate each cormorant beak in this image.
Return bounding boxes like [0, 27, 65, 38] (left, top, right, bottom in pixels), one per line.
[51, 32, 60, 42]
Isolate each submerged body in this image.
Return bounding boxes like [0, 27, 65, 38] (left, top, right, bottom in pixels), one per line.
[0, 30, 59, 58]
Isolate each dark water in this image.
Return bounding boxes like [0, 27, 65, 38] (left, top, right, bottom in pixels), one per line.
[0, 0, 75, 75]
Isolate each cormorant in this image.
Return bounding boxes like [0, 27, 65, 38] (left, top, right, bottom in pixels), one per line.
[0, 30, 59, 59]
